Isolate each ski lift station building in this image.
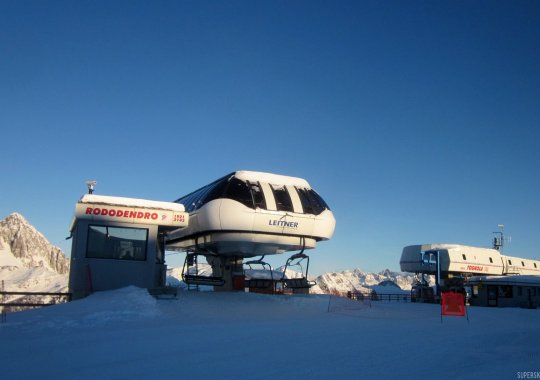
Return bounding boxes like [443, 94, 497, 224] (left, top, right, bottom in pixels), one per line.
[68, 194, 189, 299]
[467, 275, 540, 308]
[68, 171, 336, 298]
[400, 243, 540, 307]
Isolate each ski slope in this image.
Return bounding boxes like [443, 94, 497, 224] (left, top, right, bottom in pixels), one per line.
[1, 287, 539, 379]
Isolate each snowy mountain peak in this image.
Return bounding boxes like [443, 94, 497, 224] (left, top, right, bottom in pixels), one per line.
[5, 212, 29, 224]
[0, 213, 69, 294]
[0, 212, 69, 274]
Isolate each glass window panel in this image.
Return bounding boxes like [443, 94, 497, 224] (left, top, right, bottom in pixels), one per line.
[201, 178, 229, 206]
[295, 188, 330, 215]
[224, 177, 254, 208]
[86, 225, 148, 261]
[296, 188, 315, 214]
[249, 182, 266, 209]
[272, 185, 294, 212]
[175, 174, 232, 212]
[306, 189, 330, 213]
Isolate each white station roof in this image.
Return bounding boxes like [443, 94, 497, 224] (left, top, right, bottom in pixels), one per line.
[80, 194, 185, 212]
[235, 171, 311, 188]
[70, 194, 188, 231]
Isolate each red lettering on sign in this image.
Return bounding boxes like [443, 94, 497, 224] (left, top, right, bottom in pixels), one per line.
[83, 206, 180, 225]
[467, 265, 483, 272]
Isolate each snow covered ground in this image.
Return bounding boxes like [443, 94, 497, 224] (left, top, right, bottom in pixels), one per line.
[1, 287, 539, 380]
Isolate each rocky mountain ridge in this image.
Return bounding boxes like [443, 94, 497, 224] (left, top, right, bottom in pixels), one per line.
[0, 213, 69, 274]
[0, 213, 69, 294]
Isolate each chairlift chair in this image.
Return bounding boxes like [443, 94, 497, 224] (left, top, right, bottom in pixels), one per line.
[280, 238, 316, 290]
[181, 251, 226, 288]
[244, 255, 276, 293]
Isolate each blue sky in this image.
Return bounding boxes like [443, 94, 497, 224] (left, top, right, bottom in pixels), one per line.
[1, 0, 539, 275]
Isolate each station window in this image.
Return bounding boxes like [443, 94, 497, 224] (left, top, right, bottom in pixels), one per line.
[489, 257, 493, 263]
[249, 182, 266, 209]
[296, 188, 330, 215]
[200, 178, 229, 207]
[223, 177, 253, 208]
[86, 225, 148, 261]
[522, 261, 526, 267]
[498, 285, 513, 298]
[175, 174, 229, 212]
[508, 260, 512, 266]
[462, 254, 467, 261]
[175, 175, 268, 211]
[272, 185, 294, 212]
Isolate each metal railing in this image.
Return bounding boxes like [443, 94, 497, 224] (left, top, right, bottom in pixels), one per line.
[0, 291, 72, 308]
[347, 291, 412, 302]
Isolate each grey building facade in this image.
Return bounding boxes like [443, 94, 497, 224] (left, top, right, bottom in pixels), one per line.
[468, 275, 540, 308]
[68, 194, 188, 299]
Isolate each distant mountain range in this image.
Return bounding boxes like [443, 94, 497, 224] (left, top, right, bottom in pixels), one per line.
[0, 213, 417, 297]
[311, 268, 416, 295]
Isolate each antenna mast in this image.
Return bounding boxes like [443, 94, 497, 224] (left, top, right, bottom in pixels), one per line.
[493, 224, 505, 253]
